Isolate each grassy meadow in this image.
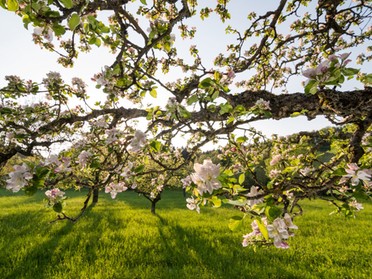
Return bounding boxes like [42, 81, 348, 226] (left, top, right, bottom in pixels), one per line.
[0, 189, 371, 279]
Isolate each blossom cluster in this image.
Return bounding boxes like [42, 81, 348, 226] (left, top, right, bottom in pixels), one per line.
[184, 159, 222, 196]
[128, 130, 147, 152]
[44, 155, 71, 173]
[105, 182, 128, 199]
[6, 164, 33, 192]
[45, 188, 65, 205]
[242, 214, 298, 249]
[302, 52, 351, 82]
[341, 163, 371, 188]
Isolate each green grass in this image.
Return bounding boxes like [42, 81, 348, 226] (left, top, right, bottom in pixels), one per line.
[0, 189, 371, 279]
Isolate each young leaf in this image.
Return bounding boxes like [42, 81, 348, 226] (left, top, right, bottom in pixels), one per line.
[238, 173, 245, 185]
[228, 216, 243, 231]
[304, 79, 318, 94]
[256, 218, 269, 241]
[60, 0, 73, 9]
[187, 95, 198, 105]
[6, 0, 18, 11]
[150, 88, 157, 98]
[68, 13, 80, 31]
[53, 202, 63, 213]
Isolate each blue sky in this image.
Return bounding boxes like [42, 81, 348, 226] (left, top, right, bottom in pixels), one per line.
[0, 4, 368, 138]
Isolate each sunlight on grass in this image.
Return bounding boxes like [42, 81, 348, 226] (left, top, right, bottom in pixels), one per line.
[0, 189, 371, 279]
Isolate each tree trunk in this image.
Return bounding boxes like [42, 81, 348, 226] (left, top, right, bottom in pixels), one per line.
[150, 194, 161, 214]
[151, 200, 156, 214]
[92, 187, 99, 203]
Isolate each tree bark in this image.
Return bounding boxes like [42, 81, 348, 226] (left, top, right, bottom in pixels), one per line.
[92, 187, 99, 203]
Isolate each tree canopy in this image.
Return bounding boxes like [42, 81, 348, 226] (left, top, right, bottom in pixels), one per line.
[1, 0, 371, 249]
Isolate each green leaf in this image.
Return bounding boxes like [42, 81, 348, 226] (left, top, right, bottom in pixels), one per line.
[228, 216, 243, 231]
[333, 167, 347, 177]
[53, 202, 63, 213]
[134, 165, 145, 173]
[256, 218, 269, 241]
[6, 0, 18, 11]
[304, 79, 318, 94]
[140, 0, 147, 4]
[219, 102, 233, 115]
[150, 140, 162, 152]
[60, 0, 73, 9]
[68, 13, 80, 31]
[89, 159, 100, 169]
[238, 173, 245, 185]
[52, 24, 66, 36]
[150, 87, 157, 98]
[199, 77, 213, 89]
[265, 206, 282, 222]
[342, 67, 359, 77]
[187, 95, 198, 105]
[94, 37, 101, 47]
[211, 196, 222, 207]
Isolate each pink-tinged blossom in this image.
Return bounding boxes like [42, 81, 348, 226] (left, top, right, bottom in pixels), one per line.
[45, 188, 65, 203]
[255, 98, 271, 110]
[77, 151, 92, 167]
[120, 162, 134, 178]
[91, 117, 109, 128]
[54, 157, 71, 173]
[300, 167, 313, 176]
[190, 159, 221, 195]
[186, 196, 201, 213]
[341, 163, 371, 187]
[340, 52, 351, 61]
[43, 71, 62, 87]
[181, 175, 192, 188]
[128, 130, 147, 152]
[33, 27, 53, 42]
[349, 200, 364, 211]
[266, 214, 298, 249]
[44, 154, 60, 166]
[270, 154, 282, 166]
[246, 186, 264, 207]
[105, 182, 128, 199]
[283, 213, 298, 230]
[92, 66, 110, 87]
[242, 220, 262, 247]
[6, 164, 33, 192]
[106, 128, 119, 144]
[267, 218, 290, 249]
[269, 169, 281, 178]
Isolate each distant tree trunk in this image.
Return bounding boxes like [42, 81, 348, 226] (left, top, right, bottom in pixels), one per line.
[92, 186, 99, 203]
[150, 194, 161, 214]
[151, 200, 156, 214]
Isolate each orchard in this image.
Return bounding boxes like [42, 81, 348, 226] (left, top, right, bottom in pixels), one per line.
[0, 0, 371, 249]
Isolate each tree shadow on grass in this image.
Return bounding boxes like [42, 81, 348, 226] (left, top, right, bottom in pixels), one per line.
[0, 203, 115, 279]
[154, 215, 302, 279]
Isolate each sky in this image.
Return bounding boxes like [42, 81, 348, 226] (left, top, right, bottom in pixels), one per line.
[0, 3, 369, 139]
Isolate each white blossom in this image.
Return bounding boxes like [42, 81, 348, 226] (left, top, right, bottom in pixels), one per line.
[128, 130, 147, 152]
[270, 154, 282, 166]
[349, 200, 364, 211]
[6, 164, 33, 192]
[190, 159, 221, 195]
[45, 188, 65, 203]
[186, 196, 200, 213]
[246, 186, 264, 207]
[341, 163, 371, 187]
[105, 182, 128, 199]
[77, 151, 92, 167]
